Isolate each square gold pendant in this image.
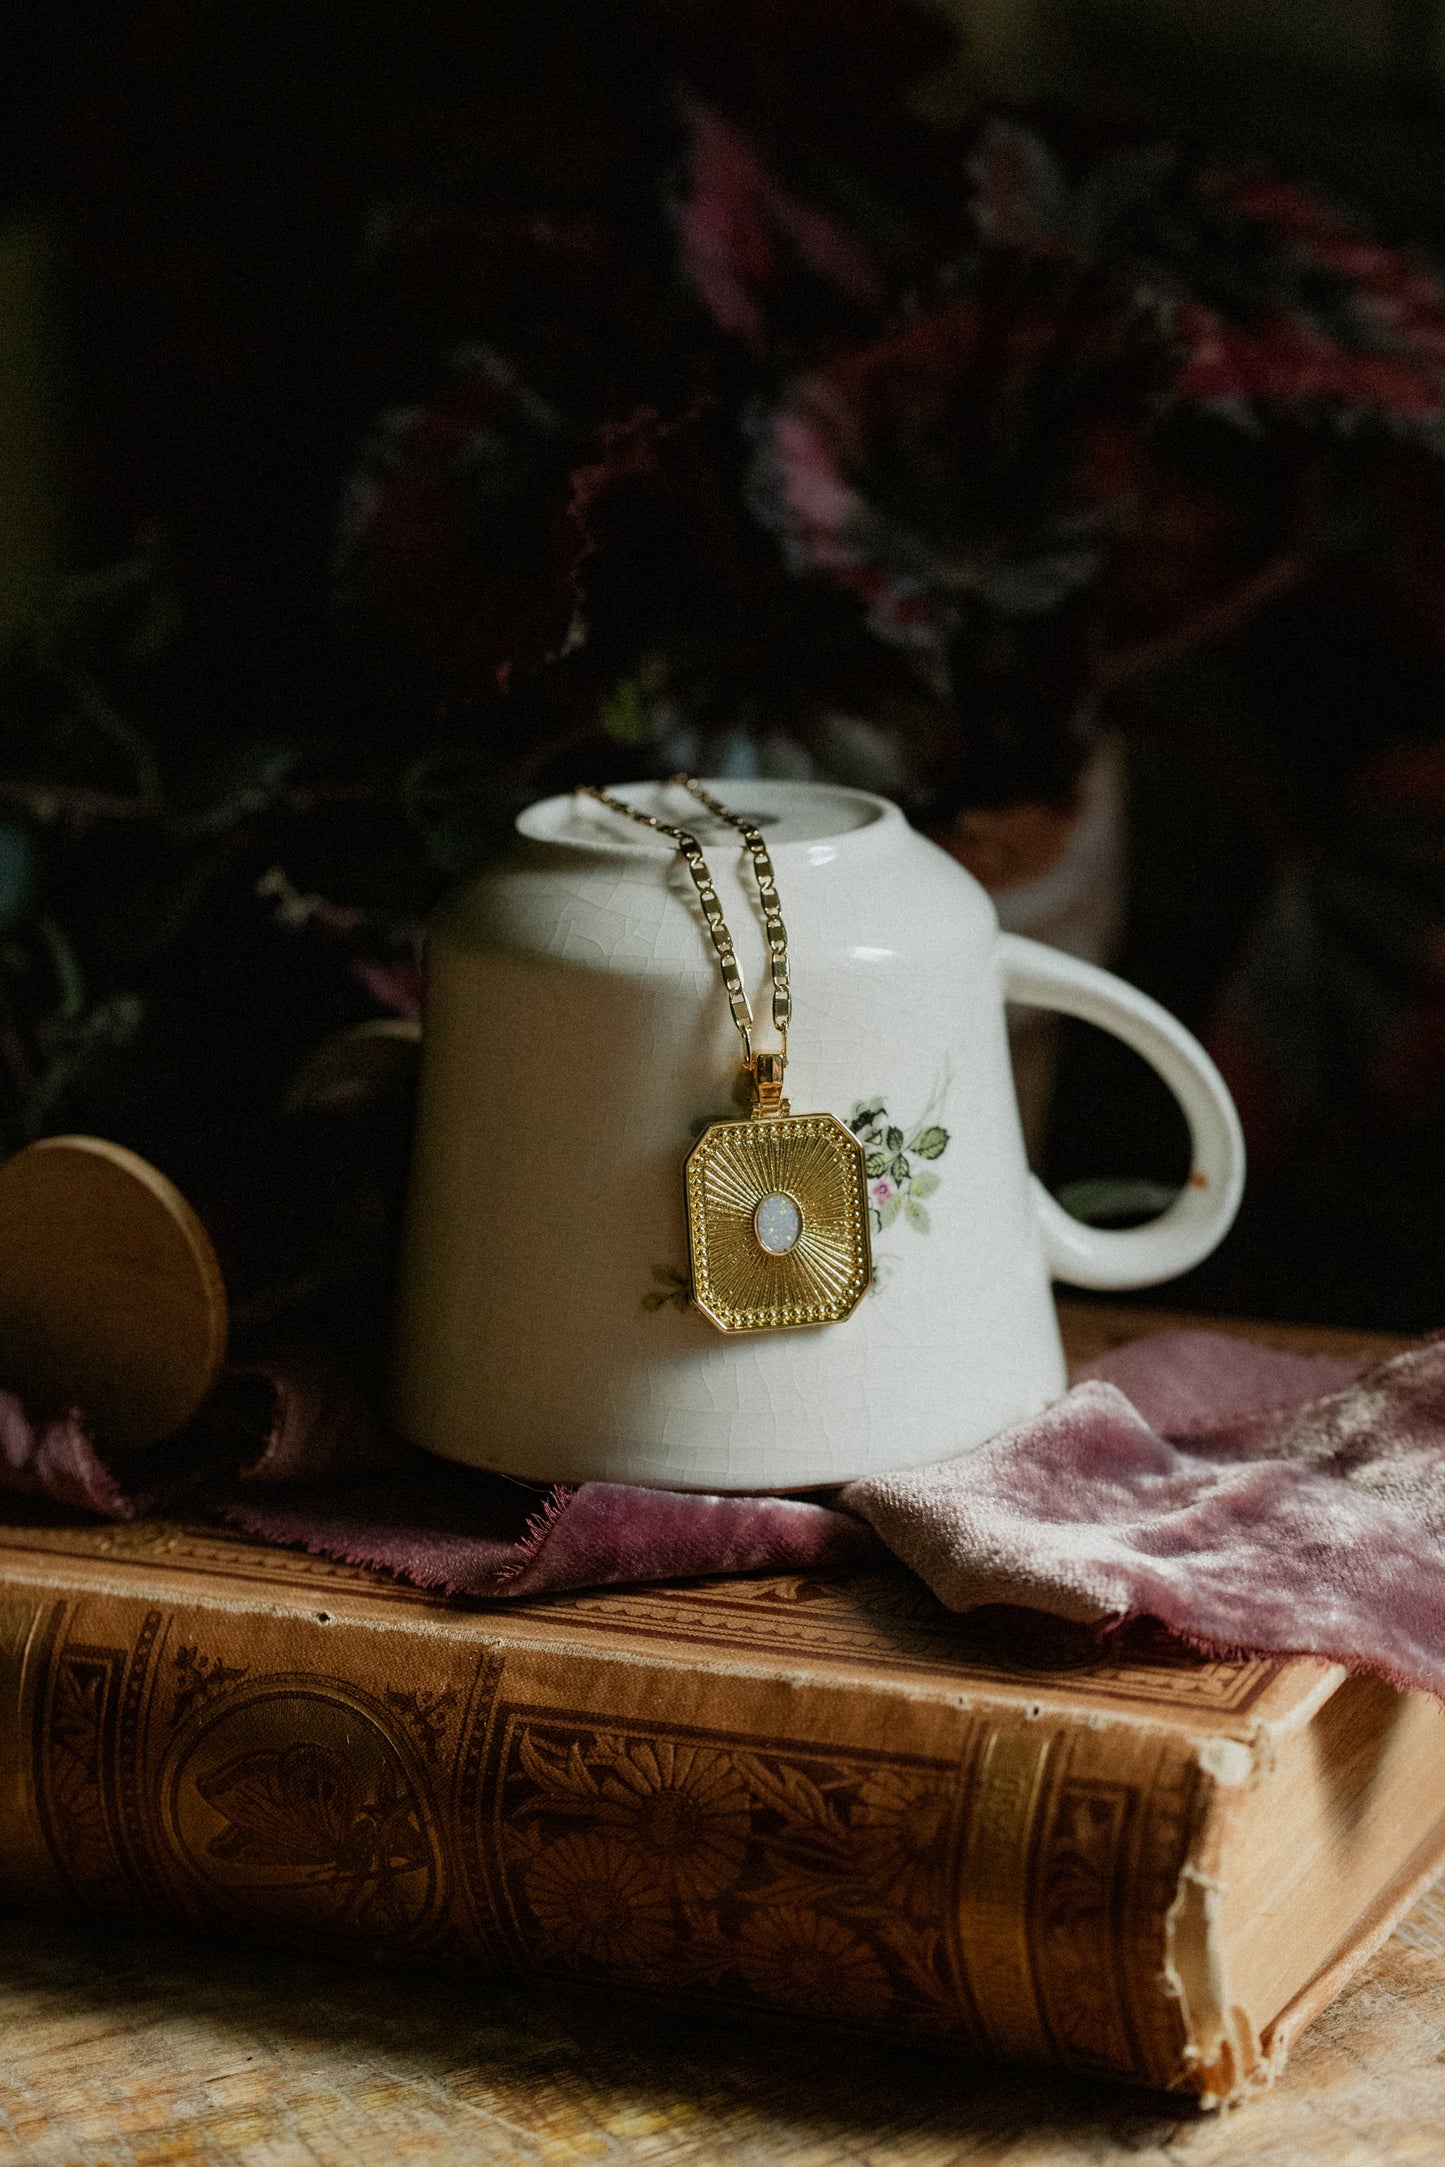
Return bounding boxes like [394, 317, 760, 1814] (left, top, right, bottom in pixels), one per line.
[685, 1111, 873, 1332]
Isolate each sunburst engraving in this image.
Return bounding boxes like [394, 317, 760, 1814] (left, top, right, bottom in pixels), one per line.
[686, 1113, 872, 1331]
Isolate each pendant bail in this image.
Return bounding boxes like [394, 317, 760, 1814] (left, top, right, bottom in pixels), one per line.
[749, 1050, 789, 1117]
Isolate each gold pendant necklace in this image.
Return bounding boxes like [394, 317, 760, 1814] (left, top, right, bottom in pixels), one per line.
[578, 776, 872, 1332]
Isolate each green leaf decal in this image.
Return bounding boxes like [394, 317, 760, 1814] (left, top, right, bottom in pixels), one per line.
[856, 1094, 950, 1240]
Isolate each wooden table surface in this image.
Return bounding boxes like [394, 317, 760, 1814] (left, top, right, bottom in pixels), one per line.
[1, 1301, 1437, 2167]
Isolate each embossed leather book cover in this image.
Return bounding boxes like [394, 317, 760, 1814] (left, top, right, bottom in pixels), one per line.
[2, 1507, 1443, 2107]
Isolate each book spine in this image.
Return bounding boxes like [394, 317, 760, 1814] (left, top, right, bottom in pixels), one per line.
[0, 1580, 1207, 2089]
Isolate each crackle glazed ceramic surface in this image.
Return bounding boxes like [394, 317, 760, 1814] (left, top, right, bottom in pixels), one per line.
[390, 779, 1244, 1490]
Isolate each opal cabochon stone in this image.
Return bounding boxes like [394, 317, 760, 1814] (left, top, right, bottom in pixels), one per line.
[754, 1191, 802, 1256]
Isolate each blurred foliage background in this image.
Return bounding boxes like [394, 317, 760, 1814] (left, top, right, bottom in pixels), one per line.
[5, 0, 1445, 1329]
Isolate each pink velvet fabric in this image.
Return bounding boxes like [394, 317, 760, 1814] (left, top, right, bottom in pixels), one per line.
[9, 1325, 1445, 1697]
[845, 1332, 1445, 1695]
[229, 1474, 874, 1596]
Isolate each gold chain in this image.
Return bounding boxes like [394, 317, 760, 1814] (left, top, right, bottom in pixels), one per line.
[577, 776, 791, 1072]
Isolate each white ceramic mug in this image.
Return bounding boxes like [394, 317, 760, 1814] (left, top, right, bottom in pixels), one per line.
[390, 780, 1244, 1490]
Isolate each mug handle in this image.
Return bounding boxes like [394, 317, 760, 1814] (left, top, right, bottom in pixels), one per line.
[998, 932, 1246, 1290]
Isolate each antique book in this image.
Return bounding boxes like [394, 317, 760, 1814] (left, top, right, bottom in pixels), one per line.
[1, 1505, 1443, 2108]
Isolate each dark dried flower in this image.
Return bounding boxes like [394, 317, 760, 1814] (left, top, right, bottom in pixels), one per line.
[748, 255, 1176, 648]
[971, 118, 1445, 444]
[674, 103, 883, 352]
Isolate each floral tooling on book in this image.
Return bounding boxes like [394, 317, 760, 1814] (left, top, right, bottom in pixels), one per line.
[497, 1719, 961, 2031]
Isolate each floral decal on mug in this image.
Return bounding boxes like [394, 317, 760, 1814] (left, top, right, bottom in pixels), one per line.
[645, 1083, 950, 1308]
[849, 1096, 949, 1234]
